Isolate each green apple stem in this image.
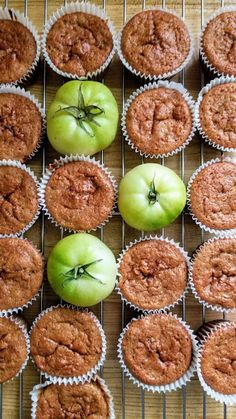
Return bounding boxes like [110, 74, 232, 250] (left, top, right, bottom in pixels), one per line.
[61, 258, 105, 287]
[148, 175, 159, 205]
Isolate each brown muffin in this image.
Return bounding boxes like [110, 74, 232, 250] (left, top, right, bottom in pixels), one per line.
[0, 19, 37, 84]
[46, 12, 113, 76]
[0, 93, 42, 161]
[192, 238, 236, 310]
[30, 307, 104, 378]
[118, 239, 188, 311]
[189, 161, 236, 231]
[199, 82, 236, 150]
[200, 323, 236, 394]
[35, 378, 111, 419]
[202, 11, 236, 76]
[0, 165, 39, 236]
[0, 238, 44, 312]
[125, 87, 193, 156]
[44, 161, 115, 231]
[0, 317, 28, 383]
[121, 314, 192, 386]
[121, 10, 191, 77]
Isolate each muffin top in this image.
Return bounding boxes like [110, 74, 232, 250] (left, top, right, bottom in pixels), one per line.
[199, 82, 236, 150]
[45, 161, 115, 232]
[122, 314, 192, 386]
[0, 238, 44, 311]
[192, 238, 236, 309]
[121, 10, 190, 77]
[30, 307, 103, 378]
[0, 317, 28, 383]
[189, 161, 236, 230]
[0, 93, 42, 161]
[125, 87, 192, 156]
[200, 324, 236, 394]
[0, 165, 39, 235]
[118, 239, 188, 310]
[0, 20, 37, 84]
[35, 379, 110, 419]
[46, 12, 113, 76]
[202, 12, 236, 76]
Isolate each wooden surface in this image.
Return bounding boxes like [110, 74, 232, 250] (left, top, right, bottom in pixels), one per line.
[1, 0, 236, 418]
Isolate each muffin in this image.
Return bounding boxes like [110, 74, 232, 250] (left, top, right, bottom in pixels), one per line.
[201, 10, 236, 77]
[191, 238, 236, 311]
[120, 10, 191, 78]
[117, 238, 189, 311]
[124, 84, 194, 157]
[0, 163, 39, 236]
[188, 160, 236, 233]
[118, 314, 196, 389]
[30, 306, 106, 382]
[42, 159, 116, 232]
[0, 92, 43, 161]
[197, 80, 236, 151]
[0, 316, 29, 383]
[31, 377, 114, 419]
[0, 238, 44, 314]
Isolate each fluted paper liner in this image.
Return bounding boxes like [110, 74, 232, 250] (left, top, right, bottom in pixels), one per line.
[29, 304, 107, 385]
[187, 157, 236, 236]
[0, 160, 41, 238]
[42, 2, 116, 80]
[39, 154, 118, 233]
[116, 8, 194, 81]
[122, 80, 196, 159]
[195, 76, 236, 152]
[117, 313, 198, 393]
[116, 235, 190, 313]
[0, 7, 41, 86]
[30, 376, 115, 419]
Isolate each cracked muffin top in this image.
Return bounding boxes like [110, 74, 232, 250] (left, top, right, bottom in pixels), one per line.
[125, 87, 193, 156]
[46, 12, 113, 76]
[192, 238, 236, 309]
[199, 82, 236, 150]
[189, 161, 236, 231]
[0, 20, 37, 84]
[122, 314, 192, 386]
[35, 379, 110, 419]
[0, 165, 39, 235]
[0, 317, 28, 383]
[202, 11, 236, 76]
[30, 307, 103, 378]
[121, 10, 191, 77]
[200, 323, 236, 394]
[0, 93, 42, 161]
[45, 161, 115, 232]
[0, 237, 44, 311]
[118, 239, 188, 310]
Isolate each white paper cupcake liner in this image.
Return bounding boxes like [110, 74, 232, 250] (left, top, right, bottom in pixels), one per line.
[116, 8, 194, 81]
[199, 6, 236, 79]
[29, 304, 107, 385]
[122, 80, 196, 159]
[0, 85, 46, 161]
[187, 157, 236, 237]
[42, 2, 117, 80]
[39, 154, 118, 233]
[117, 313, 198, 393]
[195, 76, 236, 153]
[0, 237, 45, 318]
[116, 235, 190, 314]
[0, 7, 41, 86]
[197, 321, 236, 405]
[0, 160, 41, 238]
[189, 236, 236, 314]
[30, 375, 115, 419]
[0, 315, 30, 384]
